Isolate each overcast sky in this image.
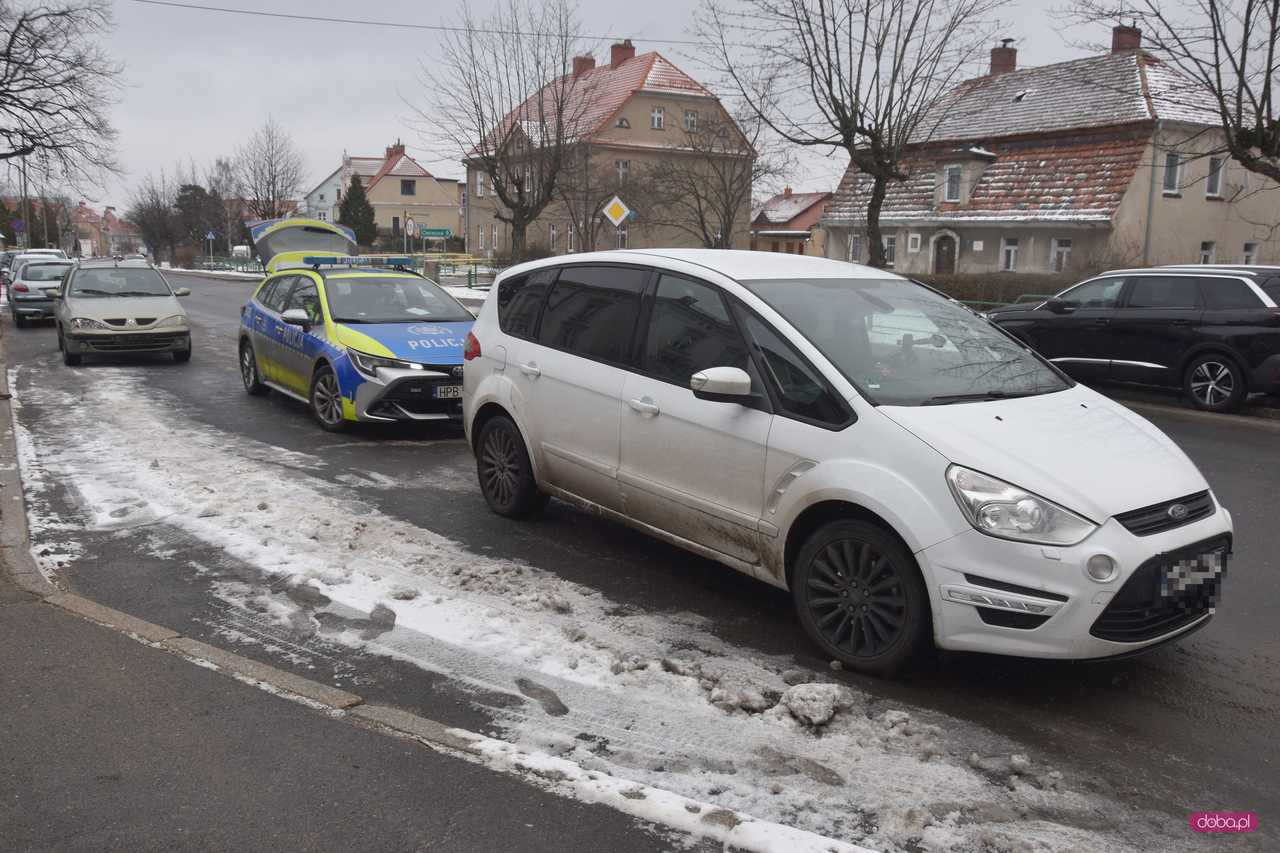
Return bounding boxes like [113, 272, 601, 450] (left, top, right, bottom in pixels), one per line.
[75, 0, 1108, 209]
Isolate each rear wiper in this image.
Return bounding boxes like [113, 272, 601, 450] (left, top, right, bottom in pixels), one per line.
[922, 390, 1036, 405]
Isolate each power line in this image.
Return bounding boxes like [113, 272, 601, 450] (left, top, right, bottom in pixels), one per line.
[126, 0, 706, 47]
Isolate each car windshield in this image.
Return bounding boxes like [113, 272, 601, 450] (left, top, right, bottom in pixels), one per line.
[21, 262, 72, 282]
[740, 277, 1070, 406]
[324, 276, 472, 323]
[69, 267, 172, 297]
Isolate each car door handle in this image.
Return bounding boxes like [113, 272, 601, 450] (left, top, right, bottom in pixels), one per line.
[1171, 318, 1193, 326]
[628, 397, 660, 415]
[518, 361, 541, 377]
[1087, 318, 1111, 326]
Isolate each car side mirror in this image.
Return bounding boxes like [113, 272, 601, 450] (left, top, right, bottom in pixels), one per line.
[690, 366, 753, 402]
[173, 287, 191, 297]
[1044, 298, 1072, 314]
[281, 307, 312, 329]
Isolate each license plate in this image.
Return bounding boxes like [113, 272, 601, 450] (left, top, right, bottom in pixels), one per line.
[1160, 547, 1226, 596]
[433, 384, 462, 399]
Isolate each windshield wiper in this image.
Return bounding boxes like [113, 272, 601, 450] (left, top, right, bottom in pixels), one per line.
[114, 290, 168, 297]
[922, 390, 1040, 405]
[71, 288, 112, 296]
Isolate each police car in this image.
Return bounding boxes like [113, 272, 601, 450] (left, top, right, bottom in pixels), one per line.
[238, 218, 474, 431]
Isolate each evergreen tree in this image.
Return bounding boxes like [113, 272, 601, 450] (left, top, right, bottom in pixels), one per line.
[338, 175, 376, 248]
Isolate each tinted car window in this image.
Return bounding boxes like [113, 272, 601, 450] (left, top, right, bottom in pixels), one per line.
[262, 276, 294, 312]
[1125, 276, 1201, 309]
[284, 278, 323, 323]
[497, 268, 555, 338]
[538, 266, 648, 364]
[1200, 277, 1265, 309]
[742, 312, 849, 426]
[644, 274, 750, 386]
[1262, 276, 1280, 302]
[1059, 277, 1124, 308]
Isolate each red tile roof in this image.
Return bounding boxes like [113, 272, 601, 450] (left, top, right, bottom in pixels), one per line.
[365, 151, 433, 192]
[751, 191, 831, 226]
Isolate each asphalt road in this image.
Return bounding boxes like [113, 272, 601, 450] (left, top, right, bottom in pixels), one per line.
[6, 271, 1277, 850]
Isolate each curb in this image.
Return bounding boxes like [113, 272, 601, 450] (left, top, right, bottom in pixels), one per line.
[0, 315, 869, 853]
[1118, 397, 1280, 433]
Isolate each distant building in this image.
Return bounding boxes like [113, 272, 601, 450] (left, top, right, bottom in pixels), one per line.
[71, 202, 141, 257]
[822, 25, 1280, 275]
[749, 188, 831, 255]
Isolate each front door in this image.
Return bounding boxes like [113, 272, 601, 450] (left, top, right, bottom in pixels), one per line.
[1108, 275, 1204, 386]
[276, 274, 327, 395]
[1025, 275, 1126, 382]
[252, 274, 297, 384]
[934, 235, 957, 274]
[618, 273, 771, 564]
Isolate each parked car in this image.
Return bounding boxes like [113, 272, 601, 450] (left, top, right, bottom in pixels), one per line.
[988, 266, 1280, 412]
[463, 250, 1233, 675]
[8, 256, 74, 326]
[237, 218, 473, 431]
[54, 258, 192, 365]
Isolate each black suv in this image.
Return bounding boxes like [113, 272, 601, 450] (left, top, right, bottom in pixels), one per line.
[988, 266, 1280, 412]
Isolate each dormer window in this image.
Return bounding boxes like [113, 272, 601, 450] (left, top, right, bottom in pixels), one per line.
[615, 117, 630, 129]
[944, 165, 962, 202]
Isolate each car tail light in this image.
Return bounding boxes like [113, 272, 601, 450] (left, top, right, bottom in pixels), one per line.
[13, 282, 28, 292]
[463, 331, 481, 361]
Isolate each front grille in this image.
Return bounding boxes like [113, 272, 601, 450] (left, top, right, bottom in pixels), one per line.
[103, 317, 157, 327]
[84, 334, 184, 351]
[375, 378, 463, 417]
[1115, 491, 1214, 536]
[1090, 536, 1229, 643]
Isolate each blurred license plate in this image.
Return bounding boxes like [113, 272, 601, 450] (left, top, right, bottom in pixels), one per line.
[434, 384, 462, 399]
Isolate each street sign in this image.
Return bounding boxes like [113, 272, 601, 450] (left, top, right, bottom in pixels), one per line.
[404, 217, 416, 233]
[602, 196, 630, 227]
[206, 231, 217, 240]
[11, 219, 24, 233]
[421, 227, 451, 238]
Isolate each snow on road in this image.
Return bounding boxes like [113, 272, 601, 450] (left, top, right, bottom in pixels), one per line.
[11, 365, 1204, 853]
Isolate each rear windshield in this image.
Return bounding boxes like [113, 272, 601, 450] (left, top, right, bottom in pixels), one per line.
[324, 275, 472, 324]
[69, 267, 172, 297]
[740, 277, 1069, 406]
[19, 262, 72, 282]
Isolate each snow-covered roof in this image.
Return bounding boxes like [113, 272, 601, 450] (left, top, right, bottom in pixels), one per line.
[752, 190, 831, 226]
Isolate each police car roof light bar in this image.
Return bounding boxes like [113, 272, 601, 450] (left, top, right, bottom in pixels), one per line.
[303, 255, 415, 270]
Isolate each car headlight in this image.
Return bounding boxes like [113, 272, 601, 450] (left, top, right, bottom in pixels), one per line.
[156, 314, 188, 328]
[946, 465, 1096, 546]
[347, 348, 425, 377]
[70, 317, 109, 331]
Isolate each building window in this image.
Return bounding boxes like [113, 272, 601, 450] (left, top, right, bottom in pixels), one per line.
[615, 117, 630, 129]
[549, 223, 557, 251]
[319, 193, 325, 201]
[1000, 237, 1019, 271]
[475, 172, 485, 197]
[317, 211, 326, 222]
[492, 224, 498, 251]
[651, 107, 665, 129]
[616, 159, 629, 183]
[907, 233, 921, 253]
[1243, 241, 1259, 264]
[884, 235, 896, 266]
[1206, 157, 1223, 198]
[567, 227, 577, 253]
[848, 233, 861, 262]
[477, 224, 485, 250]
[392, 215, 400, 236]
[684, 110, 697, 131]
[1163, 152, 1181, 194]
[944, 165, 962, 202]
[617, 224, 628, 249]
[1050, 237, 1073, 272]
[1199, 240, 1216, 264]
[401, 179, 417, 196]
[525, 170, 532, 193]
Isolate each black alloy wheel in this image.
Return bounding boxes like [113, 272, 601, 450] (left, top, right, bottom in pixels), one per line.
[792, 520, 930, 676]
[476, 415, 548, 518]
[1184, 354, 1246, 413]
[240, 341, 266, 395]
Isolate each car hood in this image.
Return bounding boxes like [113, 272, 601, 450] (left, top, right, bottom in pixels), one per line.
[878, 385, 1209, 522]
[332, 321, 472, 363]
[64, 294, 185, 322]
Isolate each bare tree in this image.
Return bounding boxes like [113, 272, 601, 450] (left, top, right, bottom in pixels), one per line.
[235, 118, 305, 221]
[633, 110, 786, 249]
[1071, 1, 1280, 184]
[205, 156, 242, 251]
[0, 0, 120, 188]
[413, 0, 593, 260]
[127, 171, 182, 263]
[697, 0, 1004, 267]
[554, 142, 623, 252]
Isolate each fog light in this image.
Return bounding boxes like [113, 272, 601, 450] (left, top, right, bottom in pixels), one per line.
[1086, 554, 1117, 582]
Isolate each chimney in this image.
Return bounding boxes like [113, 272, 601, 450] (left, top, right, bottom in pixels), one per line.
[572, 54, 595, 78]
[385, 139, 405, 159]
[610, 39, 636, 67]
[989, 38, 1017, 76]
[1111, 23, 1141, 53]
[783, 186, 793, 197]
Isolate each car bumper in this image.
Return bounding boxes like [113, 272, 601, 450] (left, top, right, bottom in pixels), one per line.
[919, 504, 1233, 659]
[66, 330, 191, 354]
[9, 297, 56, 318]
[350, 366, 463, 422]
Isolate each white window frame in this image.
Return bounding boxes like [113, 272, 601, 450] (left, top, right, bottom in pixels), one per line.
[1243, 241, 1259, 264]
[943, 165, 962, 202]
[476, 172, 486, 198]
[650, 107, 665, 130]
[1163, 152, 1181, 194]
[1050, 237, 1073, 272]
[907, 233, 921, 253]
[883, 235, 897, 267]
[567, 226, 577, 253]
[616, 159, 629, 183]
[847, 233, 861, 262]
[1206, 157, 1224, 198]
[477, 224, 485, 251]
[1000, 236, 1019, 271]
[317, 211, 326, 222]
[683, 110, 697, 131]
[549, 223, 557, 250]
[525, 170, 532, 193]
[1199, 240, 1216, 264]
[492, 224, 498, 252]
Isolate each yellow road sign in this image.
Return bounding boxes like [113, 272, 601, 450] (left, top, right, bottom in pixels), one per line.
[603, 196, 631, 227]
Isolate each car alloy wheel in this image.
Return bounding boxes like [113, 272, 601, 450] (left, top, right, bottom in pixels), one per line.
[310, 367, 346, 431]
[475, 415, 548, 518]
[240, 343, 266, 395]
[1185, 355, 1244, 412]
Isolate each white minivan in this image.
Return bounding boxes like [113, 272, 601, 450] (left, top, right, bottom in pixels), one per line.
[462, 251, 1232, 675]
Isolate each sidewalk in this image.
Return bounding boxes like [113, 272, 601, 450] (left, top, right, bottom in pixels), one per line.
[0, 571, 678, 852]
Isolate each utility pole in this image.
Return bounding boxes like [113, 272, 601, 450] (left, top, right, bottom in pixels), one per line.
[19, 157, 30, 250]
